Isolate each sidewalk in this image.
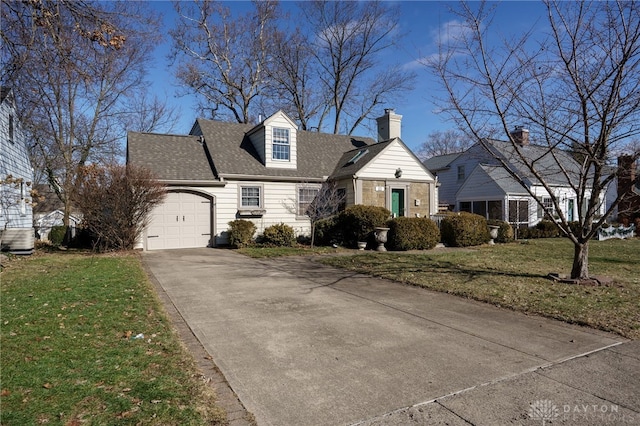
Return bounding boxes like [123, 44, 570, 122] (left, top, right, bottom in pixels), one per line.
[143, 248, 638, 425]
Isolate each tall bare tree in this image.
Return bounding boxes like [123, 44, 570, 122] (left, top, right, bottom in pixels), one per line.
[171, 0, 279, 124]
[303, 0, 416, 134]
[416, 129, 471, 160]
[427, 1, 640, 279]
[1, 1, 163, 227]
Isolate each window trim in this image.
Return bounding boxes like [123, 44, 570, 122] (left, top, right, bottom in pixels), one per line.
[297, 184, 321, 217]
[272, 127, 290, 161]
[457, 165, 465, 181]
[238, 183, 265, 215]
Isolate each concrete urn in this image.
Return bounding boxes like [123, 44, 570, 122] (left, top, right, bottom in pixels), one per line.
[374, 227, 390, 252]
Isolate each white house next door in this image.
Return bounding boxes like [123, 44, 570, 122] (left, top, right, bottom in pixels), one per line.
[146, 192, 212, 250]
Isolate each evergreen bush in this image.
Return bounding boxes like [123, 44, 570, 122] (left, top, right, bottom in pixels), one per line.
[313, 216, 341, 246]
[227, 219, 256, 248]
[536, 220, 561, 238]
[261, 223, 296, 247]
[338, 205, 390, 248]
[441, 212, 490, 247]
[487, 219, 514, 243]
[49, 226, 66, 246]
[388, 217, 440, 251]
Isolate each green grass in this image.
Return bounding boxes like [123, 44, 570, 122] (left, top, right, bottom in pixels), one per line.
[1, 252, 226, 425]
[318, 238, 640, 339]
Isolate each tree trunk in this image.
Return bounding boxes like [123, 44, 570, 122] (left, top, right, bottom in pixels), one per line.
[571, 241, 589, 279]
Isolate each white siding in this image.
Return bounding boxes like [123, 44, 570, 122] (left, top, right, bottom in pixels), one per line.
[263, 113, 297, 170]
[0, 91, 34, 231]
[180, 180, 313, 245]
[457, 166, 506, 200]
[436, 145, 495, 207]
[357, 140, 434, 182]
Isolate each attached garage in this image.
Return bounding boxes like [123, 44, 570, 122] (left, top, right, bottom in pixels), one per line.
[146, 191, 213, 250]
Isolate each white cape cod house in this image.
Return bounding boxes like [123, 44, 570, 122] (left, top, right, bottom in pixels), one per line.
[0, 87, 35, 253]
[127, 109, 437, 250]
[424, 127, 605, 228]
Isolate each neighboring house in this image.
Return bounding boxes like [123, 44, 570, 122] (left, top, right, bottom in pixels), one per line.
[34, 210, 82, 242]
[423, 152, 462, 212]
[32, 184, 82, 241]
[424, 127, 605, 228]
[0, 87, 35, 253]
[127, 109, 437, 250]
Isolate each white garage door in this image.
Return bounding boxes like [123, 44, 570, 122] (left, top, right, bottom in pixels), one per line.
[146, 192, 212, 250]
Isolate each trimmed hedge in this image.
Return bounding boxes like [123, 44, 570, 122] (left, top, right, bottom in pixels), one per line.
[338, 205, 390, 248]
[387, 217, 440, 251]
[487, 219, 514, 243]
[313, 216, 341, 246]
[261, 223, 296, 247]
[227, 219, 256, 248]
[441, 212, 490, 247]
[49, 226, 66, 245]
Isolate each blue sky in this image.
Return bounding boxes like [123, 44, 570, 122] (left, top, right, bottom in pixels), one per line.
[147, 1, 548, 153]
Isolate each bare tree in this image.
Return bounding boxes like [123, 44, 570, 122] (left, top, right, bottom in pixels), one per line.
[303, 0, 416, 134]
[74, 164, 166, 251]
[171, 0, 279, 124]
[1, 1, 163, 227]
[416, 129, 472, 160]
[427, 1, 640, 279]
[305, 182, 345, 247]
[266, 28, 328, 131]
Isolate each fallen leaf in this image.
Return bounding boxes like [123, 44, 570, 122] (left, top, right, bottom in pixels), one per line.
[123, 330, 132, 339]
[43, 383, 53, 389]
[1, 389, 10, 397]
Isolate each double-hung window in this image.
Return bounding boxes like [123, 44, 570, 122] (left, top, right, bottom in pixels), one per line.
[241, 186, 261, 208]
[272, 128, 290, 161]
[298, 187, 319, 216]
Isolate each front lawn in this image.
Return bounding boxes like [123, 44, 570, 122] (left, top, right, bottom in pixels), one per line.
[0, 252, 226, 425]
[319, 238, 640, 339]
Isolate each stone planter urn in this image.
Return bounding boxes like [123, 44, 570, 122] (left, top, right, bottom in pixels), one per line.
[357, 241, 367, 250]
[374, 227, 390, 252]
[488, 225, 500, 245]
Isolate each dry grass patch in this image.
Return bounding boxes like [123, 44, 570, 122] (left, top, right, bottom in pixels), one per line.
[319, 238, 640, 339]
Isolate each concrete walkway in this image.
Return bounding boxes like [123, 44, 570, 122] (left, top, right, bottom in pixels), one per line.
[143, 248, 639, 426]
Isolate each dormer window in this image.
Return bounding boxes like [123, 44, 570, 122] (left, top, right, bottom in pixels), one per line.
[272, 128, 290, 161]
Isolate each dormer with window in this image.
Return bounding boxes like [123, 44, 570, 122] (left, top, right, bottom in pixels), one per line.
[247, 110, 298, 169]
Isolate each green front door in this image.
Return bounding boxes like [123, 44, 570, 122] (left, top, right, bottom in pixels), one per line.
[391, 189, 405, 217]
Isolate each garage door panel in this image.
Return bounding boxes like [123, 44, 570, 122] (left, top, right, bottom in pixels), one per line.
[146, 192, 212, 250]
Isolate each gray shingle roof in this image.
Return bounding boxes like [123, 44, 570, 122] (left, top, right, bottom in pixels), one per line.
[127, 119, 378, 181]
[127, 132, 216, 181]
[486, 140, 582, 186]
[480, 164, 529, 194]
[194, 118, 376, 179]
[423, 153, 462, 172]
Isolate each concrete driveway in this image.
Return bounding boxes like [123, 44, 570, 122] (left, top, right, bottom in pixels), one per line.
[143, 248, 638, 426]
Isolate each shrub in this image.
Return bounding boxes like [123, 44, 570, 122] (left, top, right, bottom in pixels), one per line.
[536, 220, 561, 238]
[338, 205, 390, 248]
[73, 164, 166, 251]
[49, 226, 66, 245]
[313, 216, 341, 246]
[441, 212, 490, 247]
[487, 219, 514, 243]
[388, 217, 440, 251]
[227, 219, 256, 248]
[261, 223, 296, 247]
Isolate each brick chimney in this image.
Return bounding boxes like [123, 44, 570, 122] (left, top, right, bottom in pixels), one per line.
[376, 108, 402, 142]
[510, 126, 529, 146]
